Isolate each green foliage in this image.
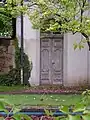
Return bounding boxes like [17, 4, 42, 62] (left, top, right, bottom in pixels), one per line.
[0, 99, 31, 120]
[0, 0, 28, 37]
[43, 89, 90, 120]
[73, 41, 85, 50]
[0, 0, 28, 18]
[0, 14, 12, 37]
[13, 113, 31, 120]
[14, 38, 32, 85]
[44, 109, 53, 116]
[82, 89, 90, 105]
[0, 69, 20, 86]
[29, 0, 90, 50]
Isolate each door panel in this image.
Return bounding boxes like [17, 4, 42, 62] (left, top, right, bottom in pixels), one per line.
[40, 33, 63, 84]
[40, 38, 51, 84]
[52, 39, 63, 84]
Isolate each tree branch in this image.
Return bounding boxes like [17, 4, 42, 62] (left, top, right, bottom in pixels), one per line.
[80, 0, 90, 50]
[81, 32, 90, 50]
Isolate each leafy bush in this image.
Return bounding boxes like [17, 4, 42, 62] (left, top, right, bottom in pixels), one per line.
[0, 99, 31, 120]
[0, 69, 20, 86]
[43, 90, 90, 120]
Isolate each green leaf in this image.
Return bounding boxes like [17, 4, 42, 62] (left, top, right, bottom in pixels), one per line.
[78, 45, 82, 50]
[68, 115, 81, 120]
[44, 109, 50, 116]
[56, 116, 68, 120]
[78, 43, 84, 50]
[19, 114, 32, 120]
[83, 110, 90, 114]
[82, 115, 90, 120]
[60, 105, 69, 114]
[73, 44, 77, 50]
[12, 114, 21, 120]
[73, 103, 86, 112]
[44, 109, 53, 116]
[0, 101, 9, 114]
[82, 39, 87, 43]
[82, 91, 87, 96]
[13, 107, 21, 114]
[73, 42, 78, 50]
[54, 117, 60, 120]
[0, 101, 5, 109]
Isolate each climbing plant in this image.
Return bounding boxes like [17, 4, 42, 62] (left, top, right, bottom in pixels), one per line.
[14, 38, 32, 85]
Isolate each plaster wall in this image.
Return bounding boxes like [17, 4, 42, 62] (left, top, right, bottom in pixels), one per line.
[16, 15, 40, 86]
[16, 15, 90, 86]
[63, 33, 89, 86]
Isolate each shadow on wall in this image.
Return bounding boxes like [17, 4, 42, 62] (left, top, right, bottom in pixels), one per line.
[15, 38, 33, 85]
[23, 51, 33, 84]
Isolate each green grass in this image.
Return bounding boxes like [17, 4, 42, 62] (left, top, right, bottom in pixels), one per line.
[0, 85, 28, 92]
[0, 86, 83, 108]
[0, 94, 82, 107]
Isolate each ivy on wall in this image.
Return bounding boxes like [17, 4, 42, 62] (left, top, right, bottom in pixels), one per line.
[14, 38, 32, 85]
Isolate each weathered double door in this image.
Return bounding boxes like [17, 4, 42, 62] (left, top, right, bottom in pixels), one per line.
[40, 33, 63, 85]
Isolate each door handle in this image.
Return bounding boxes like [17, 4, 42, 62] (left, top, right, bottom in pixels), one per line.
[52, 60, 55, 64]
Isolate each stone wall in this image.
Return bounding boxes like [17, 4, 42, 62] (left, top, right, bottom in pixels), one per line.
[0, 39, 15, 74]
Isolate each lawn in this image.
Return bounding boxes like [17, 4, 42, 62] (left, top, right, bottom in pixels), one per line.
[0, 94, 82, 108]
[0, 85, 83, 108]
[0, 85, 28, 92]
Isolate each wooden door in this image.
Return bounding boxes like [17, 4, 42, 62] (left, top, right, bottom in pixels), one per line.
[40, 33, 63, 85]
